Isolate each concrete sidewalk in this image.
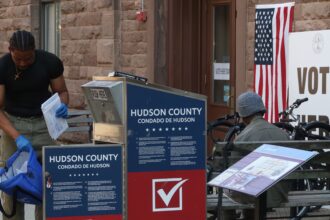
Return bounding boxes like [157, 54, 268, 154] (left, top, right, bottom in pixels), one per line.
[3, 205, 330, 219]
[0, 204, 34, 220]
[206, 206, 330, 220]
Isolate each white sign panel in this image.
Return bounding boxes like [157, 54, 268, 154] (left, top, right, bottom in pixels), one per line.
[213, 63, 230, 80]
[288, 30, 330, 122]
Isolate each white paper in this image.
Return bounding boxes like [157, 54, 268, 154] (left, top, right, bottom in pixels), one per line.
[41, 93, 68, 140]
[213, 63, 230, 80]
[240, 156, 298, 180]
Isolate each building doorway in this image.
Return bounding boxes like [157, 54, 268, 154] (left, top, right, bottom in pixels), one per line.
[160, 0, 236, 155]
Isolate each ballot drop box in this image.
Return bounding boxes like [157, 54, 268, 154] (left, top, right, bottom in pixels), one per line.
[81, 77, 207, 220]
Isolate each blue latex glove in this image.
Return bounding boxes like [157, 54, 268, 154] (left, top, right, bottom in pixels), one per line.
[56, 103, 68, 118]
[15, 135, 33, 151]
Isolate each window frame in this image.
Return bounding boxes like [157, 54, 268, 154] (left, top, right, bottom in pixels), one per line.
[40, 0, 61, 56]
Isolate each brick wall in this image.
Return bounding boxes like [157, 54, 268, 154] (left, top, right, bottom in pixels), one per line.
[246, 0, 330, 90]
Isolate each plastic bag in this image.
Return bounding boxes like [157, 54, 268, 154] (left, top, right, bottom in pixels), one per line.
[0, 148, 42, 217]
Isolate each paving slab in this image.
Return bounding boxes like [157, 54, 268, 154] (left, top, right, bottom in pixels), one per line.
[0, 204, 34, 220]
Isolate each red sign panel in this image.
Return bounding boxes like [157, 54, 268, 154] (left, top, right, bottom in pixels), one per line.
[128, 170, 206, 220]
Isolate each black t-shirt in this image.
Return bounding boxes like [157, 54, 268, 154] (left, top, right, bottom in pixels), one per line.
[0, 50, 64, 117]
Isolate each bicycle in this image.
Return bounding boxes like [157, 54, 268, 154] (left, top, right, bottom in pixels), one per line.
[206, 113, 242, 189]
[274, 98, 330, 191]
[274, 97, 330, 141]
[207, 112, 241, 147]
[206, 113, 245, 220]
[273, 98, 330, 219]
[207, 112, 247, 167]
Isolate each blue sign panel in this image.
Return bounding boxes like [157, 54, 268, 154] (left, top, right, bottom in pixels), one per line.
[44, 145, 122, 220]
[126, 83, 206, 172]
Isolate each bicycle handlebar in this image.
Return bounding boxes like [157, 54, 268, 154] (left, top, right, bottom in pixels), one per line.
[293, 97, 308, 106]
[279, 97, 308, 118]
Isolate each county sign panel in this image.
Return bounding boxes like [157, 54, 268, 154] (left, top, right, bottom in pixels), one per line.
[288, 30, 330, 123]
[126, 83, 206, 220]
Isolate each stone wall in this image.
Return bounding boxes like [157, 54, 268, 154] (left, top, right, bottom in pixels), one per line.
[0, 0, 153, 109]
[1, 0, 328, 107]
[0, 0, 32, 56]
[61, 0, 152, 109]
[120, 0, 150, 79]
[246, 0, 330, 90]
[61, 0, 115, 109]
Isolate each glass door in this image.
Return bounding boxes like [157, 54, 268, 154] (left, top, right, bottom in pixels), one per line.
[212, 4, 231, 106]
[206, 0, 236, 155]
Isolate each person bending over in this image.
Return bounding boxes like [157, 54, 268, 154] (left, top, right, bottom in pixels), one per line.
[0, 30, 69, 220]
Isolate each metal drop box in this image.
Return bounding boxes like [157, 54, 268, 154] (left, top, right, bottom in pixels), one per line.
[81, 76, 207, 220]
[82, 77, 125, 144]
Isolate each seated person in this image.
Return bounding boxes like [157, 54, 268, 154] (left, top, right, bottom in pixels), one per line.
[224, 91, 291, 219]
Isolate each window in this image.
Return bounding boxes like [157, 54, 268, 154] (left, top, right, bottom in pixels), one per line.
[41, 1, 61, 56]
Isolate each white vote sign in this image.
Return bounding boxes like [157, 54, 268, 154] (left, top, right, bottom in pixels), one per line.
[288, 30, 330, 122]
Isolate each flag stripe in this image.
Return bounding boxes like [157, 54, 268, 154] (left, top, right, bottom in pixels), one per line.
[280, 7, 288, 113]
[274, 6, 280, 122]
[258, 65, 263, 96]
[265, 65, 270, 121]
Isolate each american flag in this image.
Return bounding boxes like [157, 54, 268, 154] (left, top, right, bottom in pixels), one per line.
[254, 3, 294, 123]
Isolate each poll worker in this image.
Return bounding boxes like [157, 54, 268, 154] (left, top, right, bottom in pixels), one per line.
[224, 91, 291, 219]
[0, 30, 69, 220]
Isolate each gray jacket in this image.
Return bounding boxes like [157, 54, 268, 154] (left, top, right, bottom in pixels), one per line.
[226, 115, 291, 207]
[235, 115, 290, 142]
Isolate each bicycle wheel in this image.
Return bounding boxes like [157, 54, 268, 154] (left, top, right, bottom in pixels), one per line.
[223, 123, 245, 142]
[272, 122, 316, 219]
[207, 120, 234, 146]
[304, 121, 330, 140]
[218, 124, 245, 171]
[207, 120, 235, 195]
[304, 121, 330, 191]
[293, 121, 330, 215]
[290, 166, 312, 220]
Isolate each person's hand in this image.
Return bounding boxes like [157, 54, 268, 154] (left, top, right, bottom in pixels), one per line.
[15, 135, 33, 151]
[56, 103, 68, 118]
